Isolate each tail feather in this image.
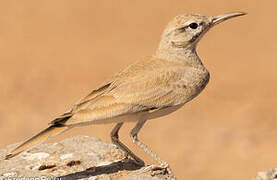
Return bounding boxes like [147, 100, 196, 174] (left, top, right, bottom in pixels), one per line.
[5, 125, 69, 160]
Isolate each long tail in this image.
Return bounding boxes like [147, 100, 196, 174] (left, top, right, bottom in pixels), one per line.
[5, 124, 70, 160]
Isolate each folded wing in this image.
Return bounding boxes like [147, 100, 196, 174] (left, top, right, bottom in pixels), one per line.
[51, 58, 187, 126]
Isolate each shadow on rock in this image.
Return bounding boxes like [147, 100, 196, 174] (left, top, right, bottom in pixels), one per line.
[58, 159, 144, 180]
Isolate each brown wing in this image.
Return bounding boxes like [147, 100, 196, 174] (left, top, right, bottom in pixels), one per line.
[51, 57, 188, 126]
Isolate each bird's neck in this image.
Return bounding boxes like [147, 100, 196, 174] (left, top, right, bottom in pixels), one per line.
[154, 46, 204, 67]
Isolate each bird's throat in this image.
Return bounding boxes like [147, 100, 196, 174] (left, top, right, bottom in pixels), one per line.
[154, 46, 203, 67]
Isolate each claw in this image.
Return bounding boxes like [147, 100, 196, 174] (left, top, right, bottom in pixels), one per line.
[160, 162, 172, 174]
[140, 164, 176, 179]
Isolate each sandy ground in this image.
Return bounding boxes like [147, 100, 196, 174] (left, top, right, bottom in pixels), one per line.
[0, 1, 276, 179]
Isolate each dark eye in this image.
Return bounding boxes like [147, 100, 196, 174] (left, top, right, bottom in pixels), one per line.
[189, 23, 198, 29]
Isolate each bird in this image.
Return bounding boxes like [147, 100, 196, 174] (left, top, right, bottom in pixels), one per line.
[5, 11, 246, 174]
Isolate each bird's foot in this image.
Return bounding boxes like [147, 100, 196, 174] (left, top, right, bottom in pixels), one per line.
[141, 163, 176, 179]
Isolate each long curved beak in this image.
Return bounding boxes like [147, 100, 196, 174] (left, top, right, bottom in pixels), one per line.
[212, 12, 247, 25]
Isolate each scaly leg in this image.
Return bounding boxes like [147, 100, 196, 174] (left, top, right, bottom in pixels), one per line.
[110, 122, 144, 166]
[130, 119, 173, 174]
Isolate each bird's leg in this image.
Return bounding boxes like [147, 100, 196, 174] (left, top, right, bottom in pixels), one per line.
[130, 119, 173, 174]
[110, 122, 145, 166]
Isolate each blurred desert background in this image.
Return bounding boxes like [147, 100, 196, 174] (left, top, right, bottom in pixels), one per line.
[0, 0, 276, 179]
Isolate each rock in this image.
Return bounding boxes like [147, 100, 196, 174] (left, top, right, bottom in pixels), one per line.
[252, 169, 277, 180]
[0, 135, 175, 180]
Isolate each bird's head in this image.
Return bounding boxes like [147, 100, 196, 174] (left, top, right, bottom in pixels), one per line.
[157, 12, 246, 53]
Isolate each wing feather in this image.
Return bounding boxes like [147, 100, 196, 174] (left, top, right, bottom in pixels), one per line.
[52, 58, 188, 126]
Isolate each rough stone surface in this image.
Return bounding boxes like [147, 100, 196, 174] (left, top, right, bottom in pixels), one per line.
[252, 169, 277, 180]
[0, 135, 174, 180]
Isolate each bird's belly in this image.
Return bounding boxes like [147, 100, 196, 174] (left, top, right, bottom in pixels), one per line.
[82, 104, 184, 125]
